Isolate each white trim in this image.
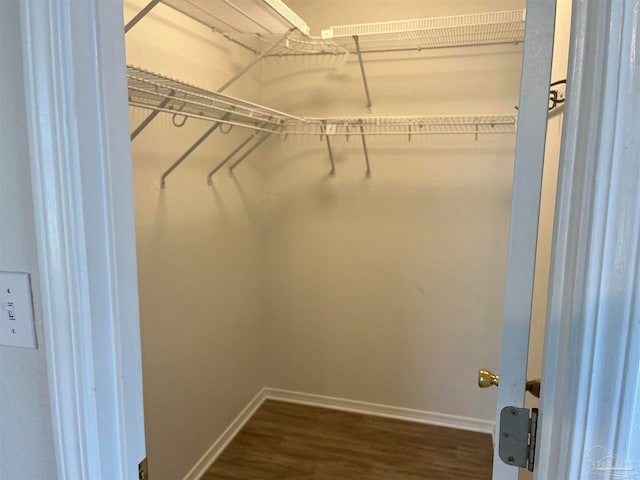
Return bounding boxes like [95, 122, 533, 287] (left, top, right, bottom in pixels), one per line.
[264, 389, 495, 434]
[537, 0, 640, 478]
[20, 0, 145, 478]
[182, 389, 268, 480]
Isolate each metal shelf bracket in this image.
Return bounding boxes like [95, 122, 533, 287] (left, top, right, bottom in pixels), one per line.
[353, 35, 373, 112]
[358, 120, 371, 177]
[125, 0, 161, 34]
[228, 132, 272, 174]
[207, 129, 262, 184]
[323, 122, 336, 177]
[160, 113, 231, 188]
[217, 28, 295, 93]
[130, 91, 175, 141]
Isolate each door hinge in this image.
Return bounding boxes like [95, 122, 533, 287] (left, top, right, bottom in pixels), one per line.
[498, 407, 538, 472]
[138, 457, 149, 480]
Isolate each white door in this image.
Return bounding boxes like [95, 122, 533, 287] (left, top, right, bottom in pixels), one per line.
[490, 1, 557, 479]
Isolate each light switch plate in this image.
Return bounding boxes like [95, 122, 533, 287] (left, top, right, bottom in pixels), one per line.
[0, 272, 37, 349]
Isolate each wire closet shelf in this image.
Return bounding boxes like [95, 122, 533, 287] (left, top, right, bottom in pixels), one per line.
[222, 9, 526, 56]
[127, 65, 300, 134]
[127, 66, 517, 136]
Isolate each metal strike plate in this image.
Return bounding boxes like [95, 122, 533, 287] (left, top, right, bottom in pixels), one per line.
[499, 407, 530, 468]
[139, 457, 148, 480]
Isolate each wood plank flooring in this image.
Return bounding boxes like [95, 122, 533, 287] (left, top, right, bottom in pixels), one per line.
[203, 400, 493, 480]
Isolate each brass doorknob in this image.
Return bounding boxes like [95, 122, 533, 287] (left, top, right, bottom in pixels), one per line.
[478, 369, 500, 388]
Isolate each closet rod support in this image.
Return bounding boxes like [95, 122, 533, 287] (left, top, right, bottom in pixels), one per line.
[130, 92, 174, 141]
[359, 122, 371, 177]
[125, 0, 161, 34]
[353, 35, 372, 112]
[229, 133, 272, 174]
[161, 113, 231, 188]
[324, 126, 336, 177]
[207, 131, 260, 184]
[217, 28, 295, 93]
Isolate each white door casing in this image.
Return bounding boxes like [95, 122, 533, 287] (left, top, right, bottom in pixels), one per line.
[493, 0, 557, 478]
[536, 0, 640, 478]
[20, 0, 145, 479]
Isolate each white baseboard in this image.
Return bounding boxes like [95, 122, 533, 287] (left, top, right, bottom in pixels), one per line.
[182, 388, 268, 480]
[185, 387, 495, 479]
[264, 388, 495, 435]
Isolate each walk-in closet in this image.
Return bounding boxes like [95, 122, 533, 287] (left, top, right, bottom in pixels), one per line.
[123, 1, 570, 478]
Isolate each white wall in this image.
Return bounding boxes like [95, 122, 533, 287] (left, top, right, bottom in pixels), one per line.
[124, 2, 267, 479]
[0, 1, 57, 479]
[261, 0, 524, 423]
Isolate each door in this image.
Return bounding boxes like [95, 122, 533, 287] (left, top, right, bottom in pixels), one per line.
[489, 1, 557, 479]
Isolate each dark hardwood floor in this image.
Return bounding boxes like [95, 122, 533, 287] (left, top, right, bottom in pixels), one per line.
[203, 400, 493, 480]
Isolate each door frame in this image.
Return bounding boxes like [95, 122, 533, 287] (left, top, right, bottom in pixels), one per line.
[536, 0, 640, 478]
[19, 0, 145, 479]
[19, 1, 640, 480]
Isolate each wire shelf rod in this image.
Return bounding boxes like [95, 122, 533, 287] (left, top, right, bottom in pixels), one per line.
[128, 88, 288, 128]
[129, 101, 288, 135]
[281, 127, 516, 136]
[127, 75, 302, 122]
[280, 123, 517, 136]
[126, 27, 295, 139]
[130, 95, 517, 137]
[323, 10, 525, 39]
[128, 68, 303, 121]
